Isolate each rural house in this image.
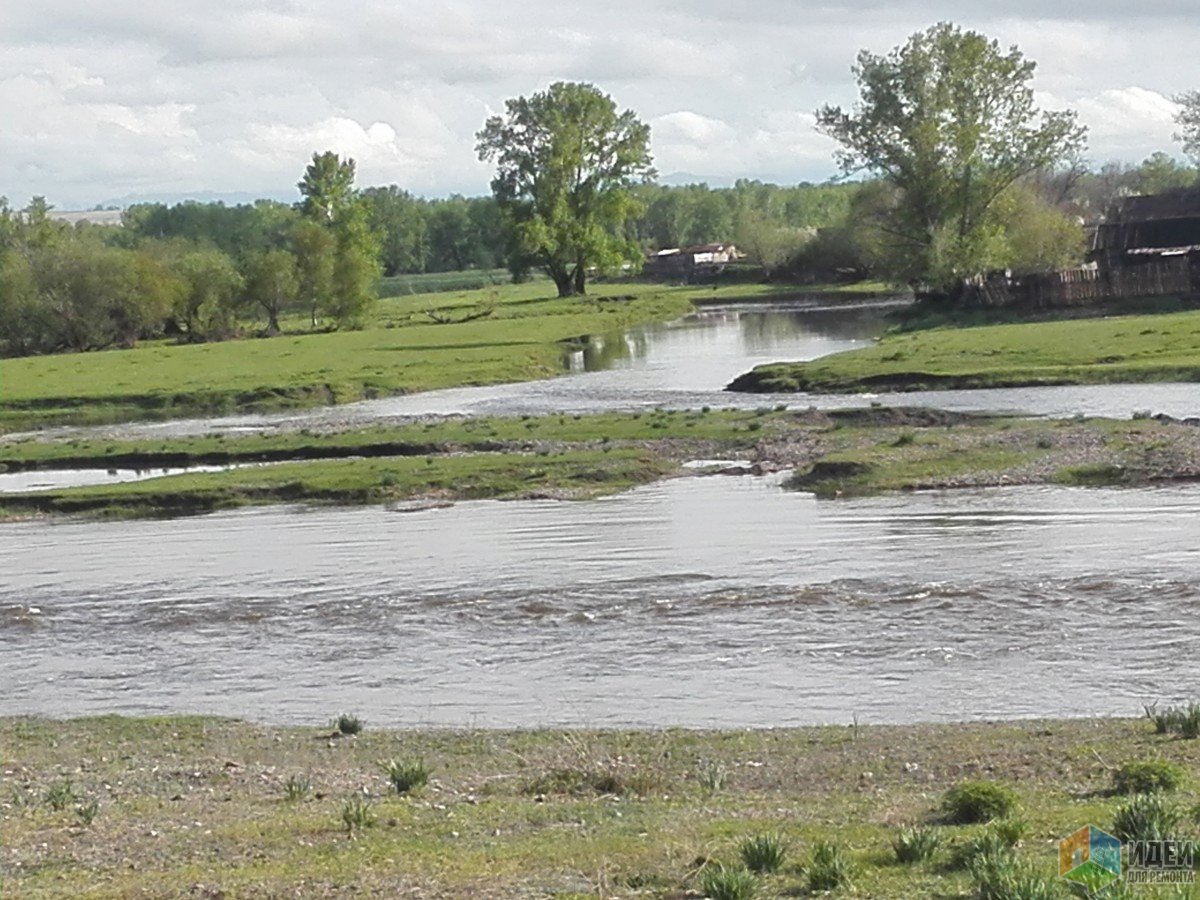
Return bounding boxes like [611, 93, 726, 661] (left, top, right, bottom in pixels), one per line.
[1091, 186, 1200, 268]
[645, 242, 742, 280]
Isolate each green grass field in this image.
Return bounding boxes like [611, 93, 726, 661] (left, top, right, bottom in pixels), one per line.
[3, 713, 1198, 897]
[0, 281, 701, 432]
[729, 308, 1200, 393]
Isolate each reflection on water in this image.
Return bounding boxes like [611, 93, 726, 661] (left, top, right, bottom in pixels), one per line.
[3, 477, 1199, 727]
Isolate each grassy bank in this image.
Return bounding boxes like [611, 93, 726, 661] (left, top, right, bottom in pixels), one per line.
[4, 407, 1200, 517]
[728, 308, 1200, 393]
[0, 282, 695, 433]
[3, 713, 1199, 897]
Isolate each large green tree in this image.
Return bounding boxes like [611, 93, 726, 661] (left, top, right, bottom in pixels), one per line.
[816, 23, 1086, 292]
[476, 81, 654, 297]
[296, 151, 380, 328]
[298, 151, 357, 223]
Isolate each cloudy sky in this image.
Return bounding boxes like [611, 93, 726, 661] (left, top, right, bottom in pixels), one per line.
[2, 1, 1196, 209]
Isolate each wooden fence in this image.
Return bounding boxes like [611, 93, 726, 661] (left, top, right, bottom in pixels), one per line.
[963, 258, 1195, 308]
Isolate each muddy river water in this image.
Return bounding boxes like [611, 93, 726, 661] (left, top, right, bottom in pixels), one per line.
[3, 301, 1199, 726]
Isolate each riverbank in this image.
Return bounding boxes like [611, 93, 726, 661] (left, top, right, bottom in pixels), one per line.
[2, 713, 1195, 897]
[727, 307, 1200, 393]
[3, 407, 1200, 517]
[0, 280, 894, 435]
[0, 283, 696, 433]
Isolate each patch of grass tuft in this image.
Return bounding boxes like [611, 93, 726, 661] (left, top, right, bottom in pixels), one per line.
[382, 758, 429, 794]
[340, 794, 374, 834]
[335, 714, 362, 736]
[1112, 793, 1183, 842]
[892, 825, 941, 863]
[283, 774, 312, 801]
[698, 862, 758, 900]
[44, 778, 77, 811]
[806, 840, 853, 892]
[738, 833, 787, 873]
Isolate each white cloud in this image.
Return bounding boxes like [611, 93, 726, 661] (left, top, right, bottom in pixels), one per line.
[1, 1, 1199, 207]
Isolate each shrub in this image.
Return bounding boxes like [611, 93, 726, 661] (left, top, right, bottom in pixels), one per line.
[340, 795, 374, 834]
[698, 863, 758, 900]
[1114, 760, 1186, 795]
[283, 774, 312, 801]
[336, 714, 362, 736]
[383, 758, 429, 794]
[1113, 794, 1182, 843]
[942, 780, 1018, 824]
[806, 841, 853, 892]
[892, 825, 941, 863]
[738, 834, 787, 873]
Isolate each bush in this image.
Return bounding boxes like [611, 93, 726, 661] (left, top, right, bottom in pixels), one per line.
[738, 834, 787, 873]
[1113, 793, 1182, 843]
[383, 758, 429, 794]
[336, 714, 362, 736]
[942, 780, 1019, 824]
[806, 841, 853, 892]
[698, 863, 758, 900]
[893, 825, 941, 863]
[1114, 760, 1186, 795]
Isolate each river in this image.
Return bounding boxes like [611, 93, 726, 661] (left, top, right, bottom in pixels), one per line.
[3, 301, 1198, 727]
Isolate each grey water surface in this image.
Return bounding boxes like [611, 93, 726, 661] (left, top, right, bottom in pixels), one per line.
[3, 301, 1198, 727]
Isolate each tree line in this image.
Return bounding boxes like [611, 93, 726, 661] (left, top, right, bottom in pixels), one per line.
[0, 153, 379, 355]
[6, 20, 1200, 357]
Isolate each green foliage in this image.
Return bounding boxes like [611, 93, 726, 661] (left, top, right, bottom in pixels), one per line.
[382, 758, 429, 794]
[241, 248, 299, 333]
[167, 245, 246, 340]
[737, 834, 787, 873]
[1112, 793, 1183, 842]
[892, 825, 941, 863]
[816, 22, 1086, 291]
[806, 840, 853, 891]
[941, 780, 1019, 824]
[298, 151, 356, 224]
[698, 863, 758, 900]
[340, 794, 374, 834]
[476, 81, 653, 297]
[1114, 760, 1187, 795]
[336, 714, 362, 736]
